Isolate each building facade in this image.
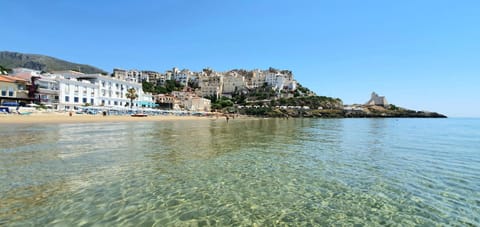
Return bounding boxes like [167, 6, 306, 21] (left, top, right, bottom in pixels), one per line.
[366, 92, 388, 107]
[0, 75, 29, 104]
[55, 71, 154, 110]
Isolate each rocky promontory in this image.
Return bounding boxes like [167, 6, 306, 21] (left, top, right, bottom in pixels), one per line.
[235, 92, 447, 118]
[237, 105, 447, 118]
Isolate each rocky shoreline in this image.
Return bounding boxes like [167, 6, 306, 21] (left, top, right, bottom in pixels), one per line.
[238, 105, 447, 118]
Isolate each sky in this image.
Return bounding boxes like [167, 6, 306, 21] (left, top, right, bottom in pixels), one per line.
[1, 0, 479, 117]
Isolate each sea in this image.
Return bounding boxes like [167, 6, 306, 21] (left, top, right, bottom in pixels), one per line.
[0, 118, 479, 226]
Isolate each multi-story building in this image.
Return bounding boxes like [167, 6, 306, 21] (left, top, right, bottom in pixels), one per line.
[169, 91, 211, 112]
[157, 71, 173, 86]
[137, 92, 156, 108]
[112, 69, 150, 83]
[173, 69, 191, 86]
[142, 70, 162, 84]
[0, 75, 29, 105]
[35, 74, 60, 108]
[265, 72, 294, 91]
[197, 72, 223, 98]
[222, 71, 246, 95]
[183, 96, 211, 112]
[57, 76, 97, 110]
[55, 71, 154, 110]
[246, 69, 267, 89]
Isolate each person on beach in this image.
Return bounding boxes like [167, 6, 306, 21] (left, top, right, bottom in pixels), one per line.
[225, 114, 230, 123]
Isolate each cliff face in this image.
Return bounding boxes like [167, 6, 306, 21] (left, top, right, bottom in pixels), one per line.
[0, 51, 106, 74]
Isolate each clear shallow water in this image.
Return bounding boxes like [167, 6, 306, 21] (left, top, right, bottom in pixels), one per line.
[1, 118, 479, 226]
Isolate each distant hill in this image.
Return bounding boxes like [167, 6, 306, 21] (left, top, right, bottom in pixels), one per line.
[0, 51, 106, 74]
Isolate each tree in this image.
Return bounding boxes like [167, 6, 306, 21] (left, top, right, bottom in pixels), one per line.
[0, 65, 11, 75]
[126, 88, 138, 109]
[142, 81, 155, 93]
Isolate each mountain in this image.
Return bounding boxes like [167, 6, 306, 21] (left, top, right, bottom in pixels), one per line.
[0, 51, 107, 74]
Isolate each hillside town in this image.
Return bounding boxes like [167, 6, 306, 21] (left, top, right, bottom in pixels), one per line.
[0, 67, 300, 114]
[0, 65, 447, 118]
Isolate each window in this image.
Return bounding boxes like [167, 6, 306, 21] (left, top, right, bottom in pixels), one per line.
[74, 97, 79, 103]
[65, 96, 70, 102]
[114, 101, 118, 106]
[82, 98, 87, 103]
[90, 99, 94, 105]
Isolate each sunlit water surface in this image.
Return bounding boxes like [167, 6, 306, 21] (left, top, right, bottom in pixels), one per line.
[1, 118, 479, 226]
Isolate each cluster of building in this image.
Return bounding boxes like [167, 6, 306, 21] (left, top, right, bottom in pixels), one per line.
[1, 68, 156, 111]
[113, 67, 298, 98]
[0, 67, 299, 112]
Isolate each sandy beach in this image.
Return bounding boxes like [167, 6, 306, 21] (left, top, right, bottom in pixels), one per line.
[0, 112, 223, 124]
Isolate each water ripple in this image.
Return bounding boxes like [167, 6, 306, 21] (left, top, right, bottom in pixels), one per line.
[0, 118, 479, 226]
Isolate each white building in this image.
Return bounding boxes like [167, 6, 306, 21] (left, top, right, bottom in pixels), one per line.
[197, 73, 223, 98]
[157, 71, 174, 86]
[265, 72, 287, 91]
[246, 69, 267, 89]
[173, 69, 191, 86]
[57, 76, 97, 110]
[55, 71, 154, 110]
[112, 69, 149, 83]
[222, 71, 246, 94]
[35, 74, 60, 108]
[183, 97, 211, 112]
[142, 70, 162, 84]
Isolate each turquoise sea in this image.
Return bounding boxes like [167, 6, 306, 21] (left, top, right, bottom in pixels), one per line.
[1, 118, 479, 226]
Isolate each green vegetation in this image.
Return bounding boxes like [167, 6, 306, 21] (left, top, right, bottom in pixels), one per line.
[210, 96, 234, 110]
[271, 96, 343, 109]
[125, 88, 138, 108]
[243, 107, 273, 116]
[388, 104, 400, 111]
[142, 81, 155, 93]
[142, 80, 183, 94]
[294, 83, 315, 97]
[0, 65, 11, 74]
[164, 80, 183, 92]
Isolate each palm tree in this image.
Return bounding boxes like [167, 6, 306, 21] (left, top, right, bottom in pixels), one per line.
[126, 88, 138, 109]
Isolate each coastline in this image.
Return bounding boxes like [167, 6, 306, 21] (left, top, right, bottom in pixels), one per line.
[0, 112, 223, 124]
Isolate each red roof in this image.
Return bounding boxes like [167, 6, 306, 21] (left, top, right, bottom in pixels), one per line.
[10, 72, 33, 81]
[0, 75, 28, 83]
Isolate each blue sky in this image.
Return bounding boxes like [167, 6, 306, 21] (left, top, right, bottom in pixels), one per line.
[1, 0, 479, 117]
